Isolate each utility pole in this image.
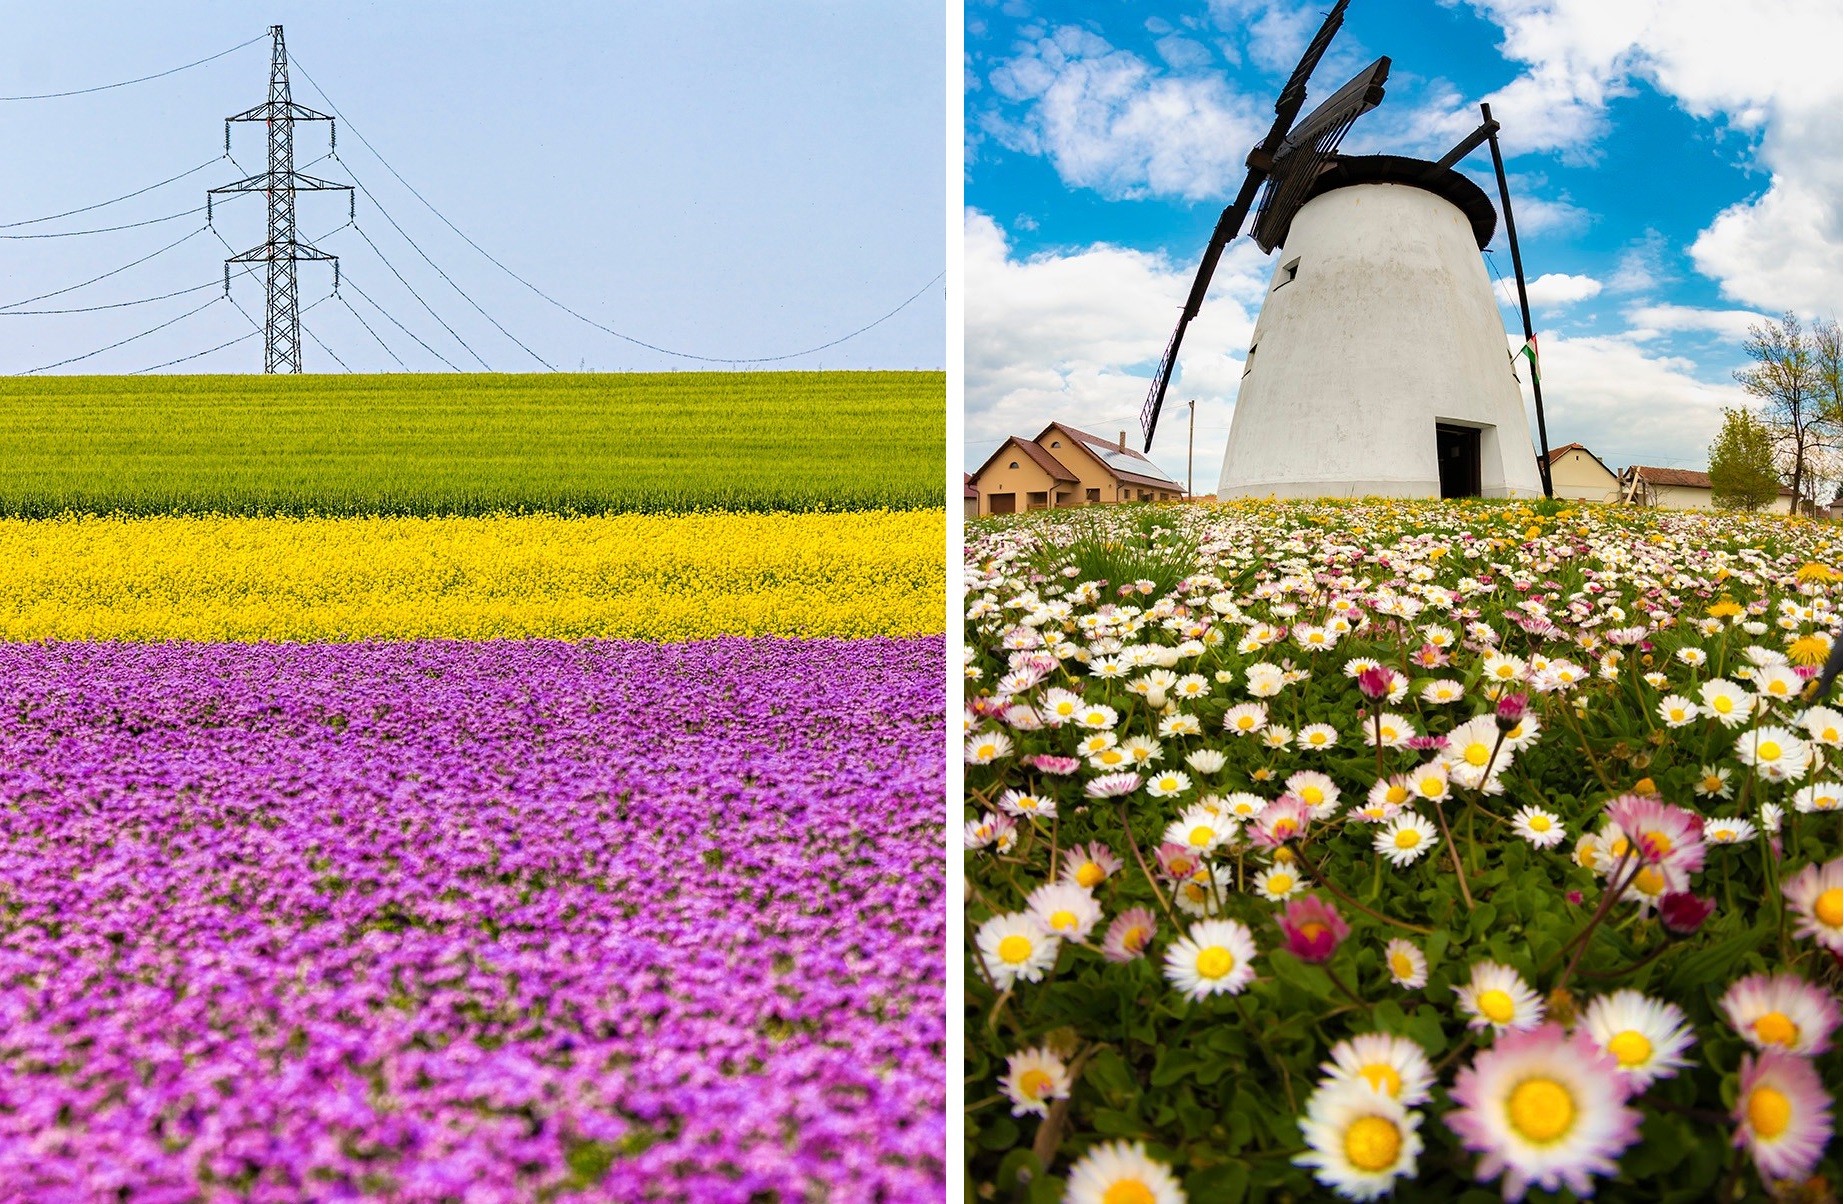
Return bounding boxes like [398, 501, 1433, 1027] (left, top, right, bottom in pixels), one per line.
[208, 26, 351, 373]
[1481, 102, 1553, 497]
[1187, 399, 1196, 499]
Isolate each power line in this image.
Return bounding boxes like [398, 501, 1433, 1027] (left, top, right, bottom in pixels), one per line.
[0, 280, 220, 316]
[288, 51, 943, 366]
[129, 294, 330, 374]
[0, 205, 207, 240]
[0, 225, 207, 311]
[335, 291, 406, 368]
[342, 273, 460, 370]
[333, 152, 553, 369]
[0, 34, 266, 101]
[0, 157, 222, 229]
[15, 295, 224, 375]
[302, 320, 352, 372]
[348, 222, 490, 369]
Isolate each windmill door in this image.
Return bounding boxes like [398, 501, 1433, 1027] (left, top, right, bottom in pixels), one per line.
[1435, 424, 1481, 499]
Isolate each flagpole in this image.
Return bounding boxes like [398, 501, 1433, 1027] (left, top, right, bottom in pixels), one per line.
[1483, 102, 1553, 498]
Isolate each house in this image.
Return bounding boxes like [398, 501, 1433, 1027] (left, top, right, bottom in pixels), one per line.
[968, 423, 1184, 516]
[1617, 465, 1795, 514]
[963, 473, 979, 521]
[1545, 443, 1621, 503]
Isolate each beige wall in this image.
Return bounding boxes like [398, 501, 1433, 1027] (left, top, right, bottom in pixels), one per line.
[970, 442, 1073, 516]
[1549, 450, 1620, 503]
[1642, 482, 1794, 514]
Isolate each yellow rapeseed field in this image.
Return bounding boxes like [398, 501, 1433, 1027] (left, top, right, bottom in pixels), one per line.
[0, 512, 945, 641]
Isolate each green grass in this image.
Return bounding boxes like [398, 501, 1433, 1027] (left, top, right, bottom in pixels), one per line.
[0, 371, 944, 515]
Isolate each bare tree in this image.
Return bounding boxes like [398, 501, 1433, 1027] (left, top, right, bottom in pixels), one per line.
[1734, 313, 1841, 513]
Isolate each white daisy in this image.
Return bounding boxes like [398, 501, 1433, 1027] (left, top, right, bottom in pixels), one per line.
[1063, 1141, 1186, 1204]
[1454, 961, 1545, 1032]
[1656, 695, 1699, 727]
[1163, 918, 1258, 999]
[1735, 726, 1811, 783]
[1294, 1079, 1423, 1201]
[1702, 815, 1757, 845]
[1320, 1032, 1436, 1106]
[1223, 702, 1268, 735]
[976, 912, 1059, 990]
[1287, 770, 1341, 819]
[1510, 805, 1565, 849]
[965, 731, 1013, 765]
[1144, 769, 1193, 799]
[1579, 989, 1696, 1090]
[1374, 813, 1440, 866]
[1297, 723, 1339, 751]
[1025, 882, 1104, 942]
[1383, 939, 1428, 990]
[1792, 781, 1841, 814]
[1184, 748, 1227, 775]
[1251, 863, 1307, 902]
[1000, 1046, 1072, 1117]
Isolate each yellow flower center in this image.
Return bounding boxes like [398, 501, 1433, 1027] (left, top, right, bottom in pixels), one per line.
[997, 935, 1033, 965]
[1359, 1063, 1403, 1098]
[1121, 925, 1149, 953]
[1195, 946, 1235, 980]
[1477, 989, 1517, 1024]
[978, 743, 998, 758]
[1049, 910, 1078, 932]
[1758, 741, 1782, 761]
[1182, 882, 1208, 903]
[1418, 776, 1444, 797]
[1464, 744, 1491, 767]
[1507, 1077, 1576, 1144]
[1747, 1086, 1792, 1140]
[1714, 696, 1734, 714]
[1238, 715, 1256, 729]
[1394, 829, 1420, 850]
[1529, 815, 1552, 832]
[1267, 873, 1295, 894]
[1507, 723, 1525, 740]
[1019, 1068, 1054, 1099]
[1189, 826, 1216, 847]
[1641, 832, 1673, 858]
[1102, 1181, 1156, 1204]
[1076, 862, 1106, 888]
[1343, 1114, 1402, 1172]
[1632, 867, 1666, 896]
[1815, 888, 1843, 928]
[1385, 785, 1409, 804]
[1302, 787, 1324, 805]
[1299, 921, 1329, 944]
[1388, 951, 1414, 980]
[1754, 1012, 1799, 1046]
[1607, 1030, 1652, 1068]
[1273, 818, 1298, 838]
[1701, 776, 1723, 792]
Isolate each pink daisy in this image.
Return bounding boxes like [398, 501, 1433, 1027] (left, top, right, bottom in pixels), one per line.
[1733, 1049, 1835, 1183]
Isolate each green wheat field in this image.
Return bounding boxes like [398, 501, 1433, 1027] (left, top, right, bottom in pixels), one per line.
[0, 371, 945, 515]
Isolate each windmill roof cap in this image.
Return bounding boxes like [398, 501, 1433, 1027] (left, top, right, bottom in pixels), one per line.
[1304, 154, 1498, 250]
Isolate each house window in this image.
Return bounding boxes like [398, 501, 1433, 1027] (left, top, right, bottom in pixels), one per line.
[1050, 440, 1061, 448]
[1273, 258, 1300, 290]
[1026, 490, 1048, 511]
[1085, 488, 1100, 503]
[1008, 461, 1019, 469]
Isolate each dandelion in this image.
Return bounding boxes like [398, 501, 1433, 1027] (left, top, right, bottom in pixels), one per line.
[1446, 1023, 1641, 1202]
[1001, 1046, 1072, 1117]
[1454, 962, 1545, 1032]
[1163, 918, 1258, 999]
[1719, 973, 1838, 1055]
[1294, 1079, 1424, 1201]
[976, 913, 1060, 990]
[1578, 990, 1696, 1090]
[1510, 806, 1564, 849]
[1064, 1141, 1187, 1204]
[1374, 813, 1440, 867]
[1100, 907, 1158, 963]
[1383, 939, 1427, 989]
[1732, 1050, 1835, 1183]
[1783, 857, 1842, 952]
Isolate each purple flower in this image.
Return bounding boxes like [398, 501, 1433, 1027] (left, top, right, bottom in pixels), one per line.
[1276, 897, 1348, 964]
[1659, 892, 1717, 936]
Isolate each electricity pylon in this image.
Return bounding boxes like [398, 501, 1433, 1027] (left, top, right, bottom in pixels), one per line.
[208, 25, 351, 373]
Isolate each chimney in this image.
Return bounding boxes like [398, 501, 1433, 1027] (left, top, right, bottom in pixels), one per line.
[1118, 430, 1127, 452]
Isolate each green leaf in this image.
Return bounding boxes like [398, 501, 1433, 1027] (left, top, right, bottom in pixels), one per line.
[979, 1116, 1021, 1151]
[1183, 1161, 1249, 1204]
[1666, 923, 1768, 994]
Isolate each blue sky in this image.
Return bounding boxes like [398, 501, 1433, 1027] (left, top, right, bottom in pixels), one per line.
[964, 0, 1842, 487]
[0, 2, 945, 375]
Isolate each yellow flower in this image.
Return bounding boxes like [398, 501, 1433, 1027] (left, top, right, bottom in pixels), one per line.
[1708, 599, 1743, 618]
[1788, 636, 1831, 667]
[1795, 562, 1839, 584]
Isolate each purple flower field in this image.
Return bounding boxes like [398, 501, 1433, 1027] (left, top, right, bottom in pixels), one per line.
[0, 637, 945, 1203]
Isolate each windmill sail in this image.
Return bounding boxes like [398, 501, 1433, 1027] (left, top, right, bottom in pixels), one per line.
[1139, 0, 1368, 452]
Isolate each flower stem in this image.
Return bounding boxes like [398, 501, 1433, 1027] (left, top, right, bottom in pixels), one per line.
[1300, 846, 1434, 934]
[1428, 798, 1476, 913]
[1554, 853, 1644, 994]
[1119, 801, 1179, 928]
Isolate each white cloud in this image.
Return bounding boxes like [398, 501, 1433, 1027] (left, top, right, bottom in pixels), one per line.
[1460, 0, 1842, 315]
[982, 27, 1266, 201]
[1517, 329, 1753, 473]
[1523, 272, 1603, 308]
[1624, 303, 1769, 341]
[964, 209, 1271, 482]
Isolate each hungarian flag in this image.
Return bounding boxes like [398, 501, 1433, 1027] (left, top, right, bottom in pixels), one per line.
[1517, 335, 1540, 383]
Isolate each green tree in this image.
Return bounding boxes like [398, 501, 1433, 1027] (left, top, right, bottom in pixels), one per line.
[1734, 312, 1842, 512]
[1708, 406, 1782, 510]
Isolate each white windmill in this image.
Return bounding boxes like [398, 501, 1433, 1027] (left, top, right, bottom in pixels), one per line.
[1139, 0, 1554, 501]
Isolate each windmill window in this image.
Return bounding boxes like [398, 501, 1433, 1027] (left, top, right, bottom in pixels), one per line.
[1273, 258, 1300, 290]
[1242, 345, 1257, 377]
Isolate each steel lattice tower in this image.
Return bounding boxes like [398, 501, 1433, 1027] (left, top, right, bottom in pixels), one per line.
[208, 26, 350, 372]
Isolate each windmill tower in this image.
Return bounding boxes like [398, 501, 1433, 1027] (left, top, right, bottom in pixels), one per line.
[1139, 0, 1553, 500]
